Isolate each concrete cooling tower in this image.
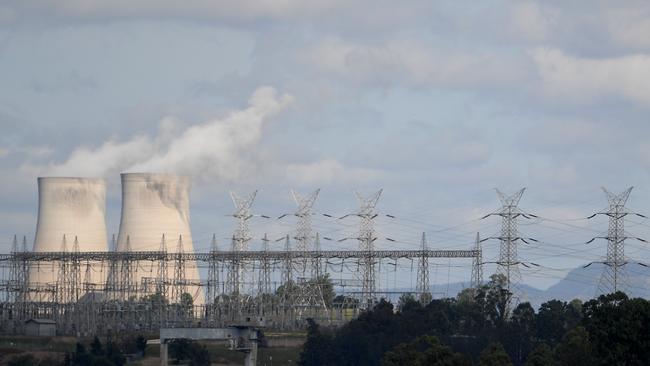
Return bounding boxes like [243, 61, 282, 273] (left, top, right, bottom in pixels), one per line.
[31, 177, 108, 301]
[117, 173, 204, 305]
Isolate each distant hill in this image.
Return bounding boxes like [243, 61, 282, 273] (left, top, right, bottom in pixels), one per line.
[422, 263, 650, 310]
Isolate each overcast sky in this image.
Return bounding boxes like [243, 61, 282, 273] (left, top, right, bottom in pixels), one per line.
[2, 1, 650, 291]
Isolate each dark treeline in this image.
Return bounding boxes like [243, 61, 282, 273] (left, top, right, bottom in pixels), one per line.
[299, 274, 650, 366]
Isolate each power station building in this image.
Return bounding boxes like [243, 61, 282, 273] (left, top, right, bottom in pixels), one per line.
[116, 173, 204, 305]
[29, 177, 108, 301]
[28, 173, 203, 305]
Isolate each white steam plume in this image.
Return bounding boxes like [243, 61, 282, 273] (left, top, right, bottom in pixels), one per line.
[30, 86, 293, 181]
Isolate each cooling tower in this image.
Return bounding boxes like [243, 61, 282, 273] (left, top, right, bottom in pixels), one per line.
[31, 177, 108, 301]
[117, 173, 204, 304]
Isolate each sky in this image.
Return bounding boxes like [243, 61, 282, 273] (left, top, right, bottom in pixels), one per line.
[2, 0, 650, 291]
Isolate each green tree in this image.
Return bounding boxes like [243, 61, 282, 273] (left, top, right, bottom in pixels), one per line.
[8, 355, 37, 366]
[565, 299, 583, 329]
[479, 342, 513, 366]
[381, 335, 468, 366]
[168, 339, 192, 362]
[299, 318, 336, 366]
[553, 326, 594, 366]
[524, 344, 554, 366]
[484, 274, 511, 327]
[90, 336, 103, 356]
[508, 302, 536, 363]
[313, 274, 336, 306]
[105, 340, 125, 366]
[536, 300, 568, 343]
[135, 335, 147, 355]
[397, 293, 420, 313]
[189, 344, 211, 366]
[73, 342, 93, 366]
[583, 292, 650, 365]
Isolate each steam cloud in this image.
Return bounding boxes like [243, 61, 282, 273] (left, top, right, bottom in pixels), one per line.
[32, 87, 294, 181]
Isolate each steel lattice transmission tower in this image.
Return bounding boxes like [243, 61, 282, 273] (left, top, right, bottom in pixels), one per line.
[260, 233, 272, 297]
[495, 188, 525, 306]
[355, 189, 382, 310]
[471, 232, 483, 289]
[206, 234, 219, 304]
[416, 232, 431, 304]
[291, 189, 328, 318]
[229, 191, 257, 295]
[597, 187, 633, 295]
[291, 189, 320, 277]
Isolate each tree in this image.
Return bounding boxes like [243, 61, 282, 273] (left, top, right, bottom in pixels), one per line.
[135, 335, 147, 355]
[524, 344, 554, 366]
[397, 293, 420, 313]
[536, 300, 568, 344]
[332, 295, 359, 309]
[8, 355, 37, 366]
[299, 318, 336, 366]
[382, 335, 468, 366]
[313, 274, 336, 307]
[508, 302, 536, 363]
[90, 336, 103, 356]
[180, 292, 194, 319]
[73, 342, 93, 366]
[189, 344, 211, 366]
[484, 274, 511, 327]
[105, 340, 125, 366]
[553, 326, 594, 366]
[582, 292, 650, 365]
[168, 339, 192, 362]
[565, 299, 583, 329]
[479, 342, 512, 366]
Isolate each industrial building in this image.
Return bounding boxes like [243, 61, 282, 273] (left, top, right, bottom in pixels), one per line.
[0, 175, 479, 336]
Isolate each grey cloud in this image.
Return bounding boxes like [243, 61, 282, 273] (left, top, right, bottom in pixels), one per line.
[30, 71, 98, 94]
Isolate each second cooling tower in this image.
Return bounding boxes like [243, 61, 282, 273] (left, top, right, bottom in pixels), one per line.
[117, 173, 204, 304]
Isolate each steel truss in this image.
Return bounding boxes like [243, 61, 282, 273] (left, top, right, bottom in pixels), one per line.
[0, 248, 479, 336]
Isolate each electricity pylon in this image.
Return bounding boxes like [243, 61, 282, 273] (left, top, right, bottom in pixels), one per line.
[496, 188, 525, 306]
[471, 232, 483, 289]
[480, 188, 527, 312]
[291, 189, 320, 276]
[290, 189, 327, 318]
[229, 191, 257, 295]
[595, 187, 633, 295]
[356, 189, 382, 310]
[416, 232, 431, 304]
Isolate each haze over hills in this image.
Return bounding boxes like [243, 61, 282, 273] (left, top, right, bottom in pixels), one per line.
[423, 263, 650, 310]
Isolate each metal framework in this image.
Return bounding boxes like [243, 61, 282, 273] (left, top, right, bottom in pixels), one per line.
[0, 248, 479, 335]
[597, 187, 633, 295]
[471, 232, 483, 289]
[355, 190, 382, 309]
[496, 188, 525, 311]
[416, 233, 431, 304]
[229, 191, 257, 296]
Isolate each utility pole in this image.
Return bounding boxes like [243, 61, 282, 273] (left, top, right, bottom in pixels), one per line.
[416, 232, 431, 304]
[356, 189, 382, 310]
